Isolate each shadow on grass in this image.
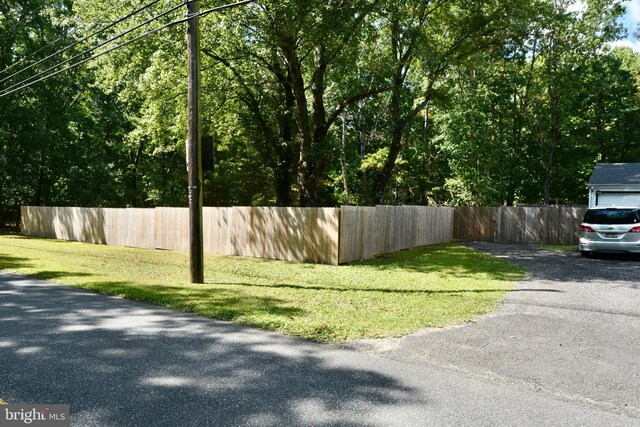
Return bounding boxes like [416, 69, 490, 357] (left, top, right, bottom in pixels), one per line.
[0, 251, 95, 282]
[0, 253, 34, 269]
[32, 271, 95, 280]
[1, 240, 305, 325]
[207, 281, 562, 294]
[350, 244, 525, 281]
[79, 281, 305, 322]
[0, 232, 75, 242]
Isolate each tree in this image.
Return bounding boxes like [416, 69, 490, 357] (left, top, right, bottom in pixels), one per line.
[256, 0, 389, 206]
[433, 0, 629, 206]
[0, 0, 130, 224]
[361, 0, 541, 204]
[2, 0, 637, 215]
[532, 0, 624, 204]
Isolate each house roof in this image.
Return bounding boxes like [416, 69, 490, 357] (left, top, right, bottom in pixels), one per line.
[588, 163, 640, 186]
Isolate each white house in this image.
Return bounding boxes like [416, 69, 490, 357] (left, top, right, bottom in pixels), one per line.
[587, 163, 640, 208]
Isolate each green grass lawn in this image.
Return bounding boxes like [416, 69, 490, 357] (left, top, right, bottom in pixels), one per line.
[0, 234, 525, 343]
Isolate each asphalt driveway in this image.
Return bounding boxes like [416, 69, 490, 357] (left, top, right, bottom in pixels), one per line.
[345, 243, 640, 420]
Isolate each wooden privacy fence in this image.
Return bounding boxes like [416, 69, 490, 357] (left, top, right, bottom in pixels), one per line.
[339, 206, 454, 264]
[453, 206, 587, 245]
[21, 205, 455, 265]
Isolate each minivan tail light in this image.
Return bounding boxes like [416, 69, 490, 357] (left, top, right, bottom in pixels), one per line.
[580, 225, 596, 232]
[629, 226, 640, 233]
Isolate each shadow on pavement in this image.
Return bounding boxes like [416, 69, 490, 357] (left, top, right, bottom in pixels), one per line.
[464, 241, 640, 287]
[0, 273, 419, 426]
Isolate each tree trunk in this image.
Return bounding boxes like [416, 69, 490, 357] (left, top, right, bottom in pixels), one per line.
[274, 73, 297, 206]
[340, 115, 350, 204]
[128, 140, 145, 207]
[281, 38, 317, 206]
[373, 18, 404, 204]
[371, 15, 431, 204]
[273, 13, 385, 205]
[374, 124, 404, 204]
[545, 61, 560, 206]
[35, 130, 49, 206]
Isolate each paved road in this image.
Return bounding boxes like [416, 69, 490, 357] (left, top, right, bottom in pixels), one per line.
[345, 243, 640, 421]
[0, 246, 638, 426]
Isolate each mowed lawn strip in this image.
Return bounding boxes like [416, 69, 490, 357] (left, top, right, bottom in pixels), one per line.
[0, 234, 525, 343]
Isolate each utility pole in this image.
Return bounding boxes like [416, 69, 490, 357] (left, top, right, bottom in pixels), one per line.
[186, 0, 203, 283]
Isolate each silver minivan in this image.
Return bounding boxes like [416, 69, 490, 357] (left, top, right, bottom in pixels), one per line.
[579, 207, 640, 257]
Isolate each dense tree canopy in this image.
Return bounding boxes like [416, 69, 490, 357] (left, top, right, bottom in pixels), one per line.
[1, 0, 639, 221]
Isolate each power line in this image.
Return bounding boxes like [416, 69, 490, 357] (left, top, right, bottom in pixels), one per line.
[198, 0, 255, 19]
[0, 35, 66, 76]
[0, 0, 256, 98]
[0, 0, 170, 87]
[0, 0, 256, 97]
[0, 0, 156, 79]
[0, 0, 187, 96]
[0, 17, 183, 98]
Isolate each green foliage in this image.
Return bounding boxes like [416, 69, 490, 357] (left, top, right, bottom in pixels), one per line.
[432, 1, 638, 206]
[1, 0, 639, 214]
[0, 0, 131, 221]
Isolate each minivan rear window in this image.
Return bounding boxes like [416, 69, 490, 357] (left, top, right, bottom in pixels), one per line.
[583, 209, 640, 225]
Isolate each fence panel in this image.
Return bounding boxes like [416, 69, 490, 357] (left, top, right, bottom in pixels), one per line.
[339, 206, 454, 263]
[426, 206, 455, 245]
[22, 205, 448, 265]
[262, 207, 284, 260]
[21, 206, 106, 243]
[454, 206, 587, 245]
[545, 206, 587, 246]
[154, 208, 189, 252]
[103, 208, 127, 247]
[203, 207, 232, 255]
[523, 207, 544, 243]
[196, 206, 340, 264]
[21, 206, 56, 239]
[309, 207, 340, 265]
[103, 208, 156, 249]
[453, 206, 495, 241]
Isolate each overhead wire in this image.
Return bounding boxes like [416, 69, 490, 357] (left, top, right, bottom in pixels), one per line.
[0, 35, 66, 76]
[197, 0, 255, 20]
[0, 0, 156, 78]
[0, 0, 172, 87]
[0, 0, 256, 98]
